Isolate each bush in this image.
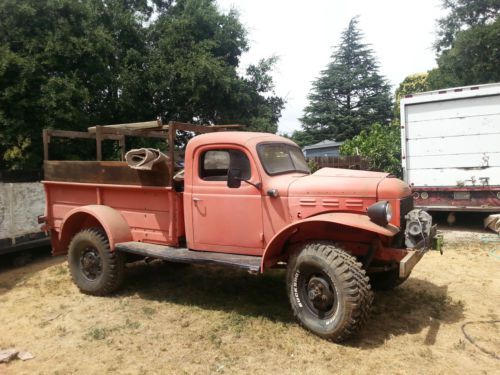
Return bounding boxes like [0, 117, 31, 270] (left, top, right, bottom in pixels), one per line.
[340, 123, 402, 177]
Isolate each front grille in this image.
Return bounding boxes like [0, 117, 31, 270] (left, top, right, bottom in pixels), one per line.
[400, 195, 414, 226]
[392, 195, 414, 248]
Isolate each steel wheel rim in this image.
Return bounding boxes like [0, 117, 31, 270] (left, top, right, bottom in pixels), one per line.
[80, 247, 102, 281]
[297, 265, 338, 319]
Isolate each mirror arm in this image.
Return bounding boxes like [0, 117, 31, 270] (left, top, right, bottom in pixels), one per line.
[239, 178, 262, 190]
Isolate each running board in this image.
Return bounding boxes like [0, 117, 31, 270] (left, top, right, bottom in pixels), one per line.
[115, 241, 261, 273]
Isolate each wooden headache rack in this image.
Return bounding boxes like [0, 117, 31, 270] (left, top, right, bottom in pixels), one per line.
[43, 120, 242, 186]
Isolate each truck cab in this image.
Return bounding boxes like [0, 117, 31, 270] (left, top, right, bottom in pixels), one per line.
[41, 122, 438, 342]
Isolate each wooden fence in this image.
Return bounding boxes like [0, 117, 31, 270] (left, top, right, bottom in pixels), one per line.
[306, 155, 369, 170]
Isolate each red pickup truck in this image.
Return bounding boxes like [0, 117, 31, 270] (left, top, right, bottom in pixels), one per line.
[41, 121, 438, 342]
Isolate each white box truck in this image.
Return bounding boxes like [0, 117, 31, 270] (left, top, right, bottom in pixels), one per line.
[400, 82, 500, 212]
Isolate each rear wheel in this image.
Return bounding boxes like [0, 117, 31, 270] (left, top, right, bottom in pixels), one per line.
[68, 228, 125, 295]
[286, 241, 373, 342]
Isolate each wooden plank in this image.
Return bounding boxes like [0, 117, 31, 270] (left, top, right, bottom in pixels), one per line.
[118, 135, 125, 161]
[168, 124, 176, 183]
[167, 125, 177, 239]
[96, 127, 168, 139]
[47, 130, 95, 139]
[115, 241, 262, 272]
[88, 119, 162, 133]
[44, 160, 171, 186]
[45, 130, 123, 141]
[399, 250, 424, 278]
[95, 126, 102, 161]
[43, 129, 49, 161]
[167, 121, 243, 133]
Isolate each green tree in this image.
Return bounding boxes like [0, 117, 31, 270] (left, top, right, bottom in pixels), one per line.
[393, 73, 430, 120]
[146, 1, 283, 129]
[429, 0, 500, 89]
[0, 0, 283, 170]
[435, 0, 500, 52]
[0, 0, 151, 169]
[340, 123, 402, 177]
[300, 17, 392, 144]
[428, 17, 500, 89]
[290, 130, 316, 148]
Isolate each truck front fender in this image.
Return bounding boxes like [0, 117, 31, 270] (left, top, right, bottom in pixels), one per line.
[260, 212, 399, 271]
[57, 205, 132, 255]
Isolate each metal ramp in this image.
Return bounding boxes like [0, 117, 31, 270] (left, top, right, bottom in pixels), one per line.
[115, 241, 261, 273]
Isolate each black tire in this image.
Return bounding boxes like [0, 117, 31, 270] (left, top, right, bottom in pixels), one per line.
[68, 228, 125, 296]
[369, 268, 409, 291]
[286, 241, 373, 342]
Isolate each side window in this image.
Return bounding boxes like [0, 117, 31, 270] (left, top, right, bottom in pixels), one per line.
[199, 149, 251, 181]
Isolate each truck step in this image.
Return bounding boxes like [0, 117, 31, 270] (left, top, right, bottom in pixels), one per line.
[115, 241, 262, 273]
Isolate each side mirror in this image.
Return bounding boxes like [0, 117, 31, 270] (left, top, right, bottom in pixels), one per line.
[227, 168, 242, 188]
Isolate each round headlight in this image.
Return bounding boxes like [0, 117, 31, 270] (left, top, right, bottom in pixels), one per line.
[386, 202, 393, 222]
[367, 201, 392, 226]
[421, 191, 429, 200]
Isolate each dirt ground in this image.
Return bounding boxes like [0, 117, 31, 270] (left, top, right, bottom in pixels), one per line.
[0, 229, 499, 374]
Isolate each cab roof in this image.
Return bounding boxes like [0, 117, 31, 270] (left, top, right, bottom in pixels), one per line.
[188, 131, 297, 150]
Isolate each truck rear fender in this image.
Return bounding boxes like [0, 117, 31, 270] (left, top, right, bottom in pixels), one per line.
[260, 212, 399, 271]
[57, 205, 132, 255]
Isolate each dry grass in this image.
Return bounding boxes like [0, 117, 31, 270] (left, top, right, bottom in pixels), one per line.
[0, 230, 499, 374]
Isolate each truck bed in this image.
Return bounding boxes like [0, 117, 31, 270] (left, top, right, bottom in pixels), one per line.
[43, 160, 184, 253]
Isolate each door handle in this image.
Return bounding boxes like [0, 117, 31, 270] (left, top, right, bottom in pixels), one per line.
[192, 197, 201, 202]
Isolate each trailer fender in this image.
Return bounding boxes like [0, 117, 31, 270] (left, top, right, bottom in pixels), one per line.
[260, 212, 399, 271]
[58, 205, 132, 254]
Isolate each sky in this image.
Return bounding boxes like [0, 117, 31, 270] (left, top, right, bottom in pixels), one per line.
[216, 0, 446, 134]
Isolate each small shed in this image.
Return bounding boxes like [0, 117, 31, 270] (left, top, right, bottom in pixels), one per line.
[303, 140, 343, 158]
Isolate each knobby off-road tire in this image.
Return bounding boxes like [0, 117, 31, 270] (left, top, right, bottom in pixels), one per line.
[369, 268, 409, 291]
[68, 228, 125, 296]
[286, 241, 373, 342]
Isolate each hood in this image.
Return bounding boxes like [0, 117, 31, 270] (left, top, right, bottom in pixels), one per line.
[288, 168, 390, 198]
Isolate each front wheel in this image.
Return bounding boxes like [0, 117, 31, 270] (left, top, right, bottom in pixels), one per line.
[68, 228, 125, 295]
[286, 241, 373, 342]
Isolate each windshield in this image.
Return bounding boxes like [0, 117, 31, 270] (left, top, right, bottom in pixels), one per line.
[257, 143, 310, 175]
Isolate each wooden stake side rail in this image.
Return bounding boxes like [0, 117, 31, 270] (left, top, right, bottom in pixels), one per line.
[43, 129, 126, 162]
[43, 120, 244, 186]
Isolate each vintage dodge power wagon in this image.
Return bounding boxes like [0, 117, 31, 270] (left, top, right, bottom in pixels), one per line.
[40, 121, 438, 342]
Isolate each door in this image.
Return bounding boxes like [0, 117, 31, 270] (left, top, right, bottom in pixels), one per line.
[191, 146, 264, 255]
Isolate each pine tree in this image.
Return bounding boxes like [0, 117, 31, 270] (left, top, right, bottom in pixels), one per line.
[300, 17, 392, 143]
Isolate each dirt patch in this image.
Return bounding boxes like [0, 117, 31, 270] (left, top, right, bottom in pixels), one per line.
[0, 231, 499, 374]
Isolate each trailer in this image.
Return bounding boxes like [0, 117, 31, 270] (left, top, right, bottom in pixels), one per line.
[0, 171, 50, 256]
[400, 82, 500, 212]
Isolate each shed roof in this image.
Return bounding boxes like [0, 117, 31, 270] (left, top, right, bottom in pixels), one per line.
[303, 140, 343, 151]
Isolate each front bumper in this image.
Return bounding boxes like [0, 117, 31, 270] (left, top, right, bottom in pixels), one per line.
[399, 250, 424, 278]
[399, 226, 443, 278]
